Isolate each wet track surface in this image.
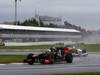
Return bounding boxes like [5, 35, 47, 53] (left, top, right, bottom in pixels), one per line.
[0, 53, 100, 75]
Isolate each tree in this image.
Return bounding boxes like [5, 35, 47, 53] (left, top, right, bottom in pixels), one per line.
[20, 18, 39, 27]
[47, 23, 57, 28]
[39, 20, 45, 27]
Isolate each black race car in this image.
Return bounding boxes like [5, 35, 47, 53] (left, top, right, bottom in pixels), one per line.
[23, 46, 73, 65]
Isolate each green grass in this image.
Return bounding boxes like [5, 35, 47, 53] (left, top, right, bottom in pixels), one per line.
[79, 44, 100, 52]
[0, 44, 100, 52]
[0, 45, 51, 49]
[0, 55, 25, 64]
[0, 45, 52, 52]
[46, 72, 100, 75]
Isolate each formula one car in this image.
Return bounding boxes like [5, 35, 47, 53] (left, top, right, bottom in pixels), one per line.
[23, 46, 73, 65]
[72, 48, 88, 57]
[64, 45, 88, 57]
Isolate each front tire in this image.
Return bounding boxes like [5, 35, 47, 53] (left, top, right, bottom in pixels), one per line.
[27, 59, 34, 65]
[27, 53, 34, 59]
[25, 53, 35, 65]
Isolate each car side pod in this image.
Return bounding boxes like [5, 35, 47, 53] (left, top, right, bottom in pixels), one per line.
[44, 59, 50, 64]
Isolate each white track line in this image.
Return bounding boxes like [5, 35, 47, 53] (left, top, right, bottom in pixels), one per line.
[0, 64, 6, 66]
[10, 63, 24, 65]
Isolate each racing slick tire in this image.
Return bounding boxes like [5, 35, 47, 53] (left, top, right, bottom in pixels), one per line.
[23, 58, 35, 65]
[23, 59, 27, 63]
[27, 53, 34, 59]
[24, 53, 35, 65]
[65, 53, 73, 63]
[27, 59, 35, 65]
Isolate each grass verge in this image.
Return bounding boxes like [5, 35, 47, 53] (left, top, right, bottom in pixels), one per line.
[79, 44, 100, 52]
[0, 55, 25, 64]
[0, 45, 51, 50]
[46, 72, 100, 75]
[0, 44, 100, 52]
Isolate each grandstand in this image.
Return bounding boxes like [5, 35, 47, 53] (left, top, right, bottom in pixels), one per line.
[0, 24, 82, 46]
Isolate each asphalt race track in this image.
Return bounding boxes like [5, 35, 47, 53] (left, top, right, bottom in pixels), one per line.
[0, 53, 100, 75]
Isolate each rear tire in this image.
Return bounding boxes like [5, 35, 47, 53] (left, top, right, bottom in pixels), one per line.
[65, 53, 73, 63]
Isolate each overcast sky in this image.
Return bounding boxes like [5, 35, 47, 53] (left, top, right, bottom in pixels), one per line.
[0, 0, 100, 30]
